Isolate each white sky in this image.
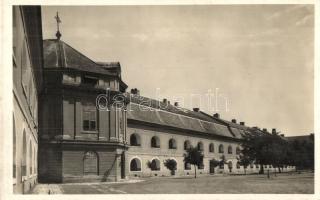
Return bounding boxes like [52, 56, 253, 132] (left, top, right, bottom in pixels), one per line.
[41, 5, 314, 136]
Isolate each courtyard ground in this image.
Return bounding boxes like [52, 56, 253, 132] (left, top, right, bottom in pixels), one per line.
[31, 171, 314, 194]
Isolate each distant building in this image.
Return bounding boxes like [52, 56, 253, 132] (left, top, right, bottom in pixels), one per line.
[13, 6, 43, 193]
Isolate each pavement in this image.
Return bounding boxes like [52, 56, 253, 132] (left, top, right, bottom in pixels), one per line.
[31, 179, 143, 194]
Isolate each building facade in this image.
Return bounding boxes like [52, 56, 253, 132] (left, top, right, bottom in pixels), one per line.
[12, 6, 43, 193]
[126, 94, 295, 177]
[38, 39, 129, 183]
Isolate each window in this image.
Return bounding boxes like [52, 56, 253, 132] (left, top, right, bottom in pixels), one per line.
[82, 103, 97, 132]
[151, 136, 160, 148]
[22, 130, 27, 177]
[130, 134, 141, 146]
[150, 159, 160, 171]
[209, 143, 214, 153]
[197, 142, 204, 151]
[228, 146, 233, 154]
[219, 144, 224, 153]
[184, 140, 191, 150]
[83, 151, 98, 175]
[237, 162, 241, 169]
[185, 162, 191, 170]
[21, 40, 31, 96]
[82, 76, 98, 86]
[250, 163, 254, 168]
[169, 139, 177, 149]
[256, 164, 259, 168]
[130, 158, 141, 171]
[236, 147, 241, 155]
[29, 142, 32, 175]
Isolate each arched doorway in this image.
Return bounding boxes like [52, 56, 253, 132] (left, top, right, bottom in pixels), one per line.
[83, 151, 98, 175]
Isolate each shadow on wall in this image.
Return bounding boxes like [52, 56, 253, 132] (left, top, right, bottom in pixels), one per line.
[102, 155, 117, 182]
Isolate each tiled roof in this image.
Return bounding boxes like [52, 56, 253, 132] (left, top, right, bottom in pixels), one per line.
[126, 94, 249, 140]
[43, 39, 119, 76]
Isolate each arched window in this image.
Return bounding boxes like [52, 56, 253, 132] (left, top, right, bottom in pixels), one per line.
[29, 142, 32, 175]
[219, 144, 224, 153]
[237, 162, 241, 169]
[197, 142, 204, 151]
[13, 115, 16, 178]
[236, 147, 241, 155]
[130, 134, 141, 146]
[209, 143, 214, 153]
[150, 159, 160, 171]
[130, 158, 141, 171]
[22, 130, 27, 176]
[169, 139, 177, 149]
[83, 151, 98, 175]
[184, 140, 191, 150]
[184, 162, 191, 170]
[228, 146, 233, 154]
[151, 136, 160, 148]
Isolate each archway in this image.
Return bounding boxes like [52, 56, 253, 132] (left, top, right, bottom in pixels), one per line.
[130, 158, 141, 171]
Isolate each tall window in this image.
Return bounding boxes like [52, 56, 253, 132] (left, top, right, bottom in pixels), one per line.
[228, 146, 233, 154]
[197, 142, 204, 151]
[130, 134, 141, 146]
[219, 144, 224, 153]
[22, 130, 27, 177]
[29, 142, 32, 175]
[169, 139, 177, 149]
[184, 140, 191, 150]
[209, 143, 214, 153]
[150, 159, 161, 171]
[130, 158, 141, 171]
[185, 162, 191, 170]
[82, 103, 97, 131]
[236, 147, 241, 155]
[151, 136, 160, 148]
[237, 162, 241, 169]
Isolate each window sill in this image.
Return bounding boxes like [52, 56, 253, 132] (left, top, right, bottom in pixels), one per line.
[81, 131, 98, 134]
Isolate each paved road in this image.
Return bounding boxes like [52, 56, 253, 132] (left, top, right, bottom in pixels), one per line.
[32, 172, 314, 194]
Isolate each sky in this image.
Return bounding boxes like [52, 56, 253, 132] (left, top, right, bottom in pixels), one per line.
[41, 5, 314, 136]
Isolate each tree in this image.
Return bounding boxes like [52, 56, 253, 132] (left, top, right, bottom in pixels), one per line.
[164, 159, 177, 175]
[240, 128, 289, 175]
[183, 146, 204, 178]
[237, 154, 250, 175]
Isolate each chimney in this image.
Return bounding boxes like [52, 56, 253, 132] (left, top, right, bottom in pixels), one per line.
[130, 88, 140, 95]
[167, 101, 170, 105]
[213, 113, 220, 118]
[231, 119, 237, 123]
[262, 128, 267, 132]
[163, 98, 167, 104]
[174, 102, 179, 107]
[240, 122, 245, 126]
[272, 128, 277, 135]
[193, 108, 200, 112]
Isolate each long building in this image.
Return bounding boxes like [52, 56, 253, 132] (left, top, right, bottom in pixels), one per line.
[37, 37, 295, 183]
[12, 6, 43, 193]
